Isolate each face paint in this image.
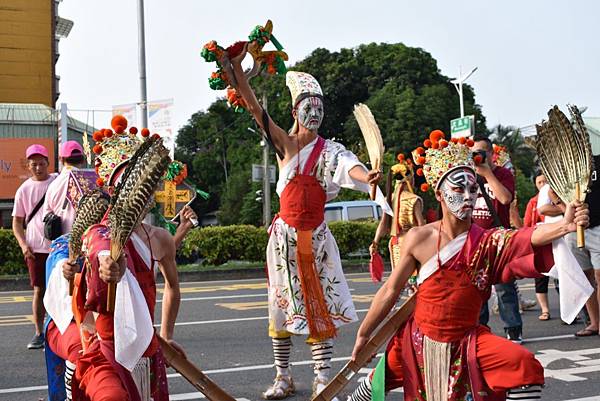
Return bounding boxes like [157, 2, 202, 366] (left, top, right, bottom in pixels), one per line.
[440, 169, 478, 220]
[296, 96, 324, 131]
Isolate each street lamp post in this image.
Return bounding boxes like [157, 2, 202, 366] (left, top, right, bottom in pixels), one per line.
[137, 0, 148, 128]
[451, 66, 478, 118]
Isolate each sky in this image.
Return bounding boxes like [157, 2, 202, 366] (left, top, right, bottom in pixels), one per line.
[56, 0, 600, 137]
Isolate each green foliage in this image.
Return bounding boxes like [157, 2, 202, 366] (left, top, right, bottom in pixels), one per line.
[177, 42, 488, 224]
[178, 221, 384, 266]
[491, 125, 537, 179]
[0, 229, 27, 275]
[328, 220, 380, 257]
[179, 225, 269, 265]
[515, 169, 537, 216]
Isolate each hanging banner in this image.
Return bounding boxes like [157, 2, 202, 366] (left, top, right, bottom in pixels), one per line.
[148, 99, 174, 155]
[112, 103, 138, 128]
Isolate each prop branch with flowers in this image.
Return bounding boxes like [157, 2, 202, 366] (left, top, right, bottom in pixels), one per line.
[201, 20, 289, 112]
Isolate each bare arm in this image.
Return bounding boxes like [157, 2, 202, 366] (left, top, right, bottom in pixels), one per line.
[414, 198, 426, 226]
[352, 229, 419, 360]
[538, 204, 564, 217]
[225, 49, 292, 158]
[172, 206, 197, 248]
[12, 216, 33, 260]
[349, 165, 382, 185]
[530, 201, 588, 247]
[157, 231, 181, 341]
[370, 213, 391, 255]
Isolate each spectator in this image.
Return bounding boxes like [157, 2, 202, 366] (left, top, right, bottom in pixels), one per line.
[42, 141, 85, 236]
[11, 144, 57, 349]
[472, 136, 524, 343]
[565, 154, 600, 337]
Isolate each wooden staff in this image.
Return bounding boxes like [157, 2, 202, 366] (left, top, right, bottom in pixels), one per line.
[311, 293, 416, 401]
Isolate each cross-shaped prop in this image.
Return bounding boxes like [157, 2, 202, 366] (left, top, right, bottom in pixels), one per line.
[155, 180, 194, 218]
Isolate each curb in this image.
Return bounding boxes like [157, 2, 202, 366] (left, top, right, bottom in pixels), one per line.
[0, 262, 385, 291]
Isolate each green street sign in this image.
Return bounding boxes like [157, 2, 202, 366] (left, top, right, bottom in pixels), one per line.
[450, 115, 475, 137]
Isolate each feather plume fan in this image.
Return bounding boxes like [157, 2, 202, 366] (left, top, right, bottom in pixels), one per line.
[67, 189, 110, 295]
[353, 104, 385, 199]
[69, 189, 110, 260]
[106, 137, 171, 311]
[535, 104, 594, 247]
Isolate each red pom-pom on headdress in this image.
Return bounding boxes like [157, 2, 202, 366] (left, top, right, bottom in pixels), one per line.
[458, 137, 467, 145]
[420, 183, 429, 192]
[466, 139, 475, 147]
[93, 144, 103, 154]
[417, 156, 426, 165]
[111, 115, 128, 133]
[151, 133, 161, 140]
[141, 128, 150, 137]
[439, 139, 449, 149]
[96, 178, 105, 187]
[92, 131, 104, 142]
[432, 141, 440, 149]
[397, 153, 405, 161]
[429, 130, 445, 142]
[416, 147, 425, 155]
[416, 168, 424, 176]
[424, 139, 432, 148]
[129, 126, 138, 135]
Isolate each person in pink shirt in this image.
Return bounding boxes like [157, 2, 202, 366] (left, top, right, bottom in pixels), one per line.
[42, 141, 86, 236]
[11, 144, 57, 349]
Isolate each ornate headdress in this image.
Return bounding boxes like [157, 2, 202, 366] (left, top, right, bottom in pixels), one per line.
[412, 130, 476, 192]
[492, 144, 514, 171]
[286, 71, 324, 134]
[391, 153, 414, 180]
[92, 115, 147, 187]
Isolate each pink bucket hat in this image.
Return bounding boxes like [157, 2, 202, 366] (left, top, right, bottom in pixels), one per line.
[25, 144, 49, 159]
[59, 140, 84, 158]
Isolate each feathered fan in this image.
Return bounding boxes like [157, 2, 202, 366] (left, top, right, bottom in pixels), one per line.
[353, 104, 385, 200]
[535, 104, 594, 247]
[106, 136, 171, 311]
[68, 189, 110, 294]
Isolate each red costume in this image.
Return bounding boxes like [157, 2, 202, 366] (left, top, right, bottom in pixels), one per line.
[380, 225, 553, 400]
[73, 223, 168, 401]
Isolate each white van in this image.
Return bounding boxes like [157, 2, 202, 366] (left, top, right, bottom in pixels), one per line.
[324, 200, 382, 223]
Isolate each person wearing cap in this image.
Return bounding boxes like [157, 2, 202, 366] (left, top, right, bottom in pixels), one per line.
[12, 144, 57, 349]
[223, 46, 391, 399]
[42, 141, 86, 237]
[343, 131, 592, 401]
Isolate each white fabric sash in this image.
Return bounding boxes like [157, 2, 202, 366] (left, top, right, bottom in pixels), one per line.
[43, 258, 73, 334]
[114, 233, 154, 372]
[545, 237, 594, 323]
[417, 232, 468, 285]
[114, 269, 154, 372]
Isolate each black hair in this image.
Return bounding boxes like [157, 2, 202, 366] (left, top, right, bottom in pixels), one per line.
[64, 154, 85, 165]
[473, 135, 493, 150]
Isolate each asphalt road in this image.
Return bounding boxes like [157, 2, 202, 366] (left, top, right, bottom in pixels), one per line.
[0, 273, 598, 401]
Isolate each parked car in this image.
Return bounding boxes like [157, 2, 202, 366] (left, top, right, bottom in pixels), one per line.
[324, 200, 382, 223]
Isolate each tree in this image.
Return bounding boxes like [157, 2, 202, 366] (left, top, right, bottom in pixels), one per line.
[491, 124, 536, 179]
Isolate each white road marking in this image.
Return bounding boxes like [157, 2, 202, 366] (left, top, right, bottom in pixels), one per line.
[169, 392, 251, 401]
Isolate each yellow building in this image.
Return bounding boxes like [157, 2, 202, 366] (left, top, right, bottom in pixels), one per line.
[0, 0, 72, 107]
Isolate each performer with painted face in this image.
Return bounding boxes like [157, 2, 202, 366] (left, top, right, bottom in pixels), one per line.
[223, 47, 391, 399]
[370, 154, 425, 271]
[343, 131, 591, 401]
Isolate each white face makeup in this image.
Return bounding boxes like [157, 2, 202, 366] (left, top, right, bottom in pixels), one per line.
[440, 169, 478, 220]
[296, 96, 324, 131]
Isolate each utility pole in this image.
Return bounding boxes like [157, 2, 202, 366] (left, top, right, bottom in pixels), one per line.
[261, 92, 271, 227]
[137, 0, 148, 128]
